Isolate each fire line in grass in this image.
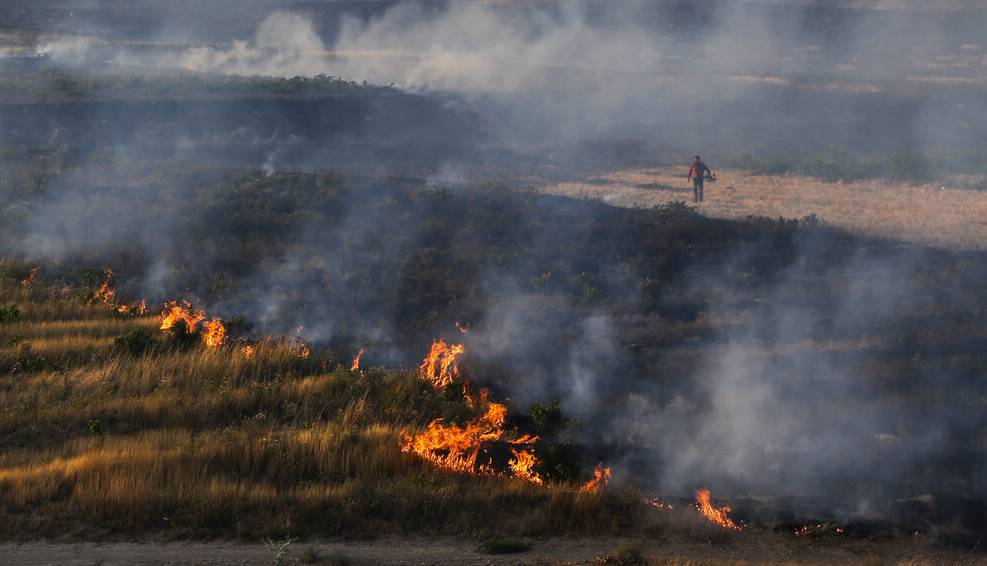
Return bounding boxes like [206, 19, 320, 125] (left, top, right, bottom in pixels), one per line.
[159, 300, 226, 348]
[403, 338, 544, 485]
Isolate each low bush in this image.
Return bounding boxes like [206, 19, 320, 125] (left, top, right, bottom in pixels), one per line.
[114, 328, 156, 356]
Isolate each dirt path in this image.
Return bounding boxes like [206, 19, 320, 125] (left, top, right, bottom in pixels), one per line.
[540, 167, 987, 251]
[3, 535, 985, 565]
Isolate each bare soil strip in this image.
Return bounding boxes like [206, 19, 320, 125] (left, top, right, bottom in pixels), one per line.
[2, 535, 984, 565]
[540, 168, 987, 251]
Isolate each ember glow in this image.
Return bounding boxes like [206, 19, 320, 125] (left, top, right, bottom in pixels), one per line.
[241, 344, 257, 359]
[418, 338, 465, 388]
[579, 463, 612, 493]
[202, 317, 227, 348]
[695, 488, 741, 530]
[298, 344, 311, 359]
[351, 348, 366, 371]
[643, 497, 674, 511]
[19, 267, 39, 287]
[455, 321, 470, 334]
[160, 300, 206, 333]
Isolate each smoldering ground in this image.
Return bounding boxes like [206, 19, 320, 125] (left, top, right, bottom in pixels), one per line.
[2, 0, 987, 524]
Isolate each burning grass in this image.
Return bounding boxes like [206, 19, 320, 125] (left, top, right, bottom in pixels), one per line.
[0, 285, 636, 539]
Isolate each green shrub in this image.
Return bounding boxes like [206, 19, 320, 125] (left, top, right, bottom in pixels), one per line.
[114, 329, 156, 356]
[0, 304, 20, 323]
[12, 343, 54, 373]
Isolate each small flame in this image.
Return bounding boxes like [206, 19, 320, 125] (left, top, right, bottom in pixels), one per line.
[695, 488, 741, 530]
[91, 268, 116, 305]
[117, 299, 146, 316]
[580, 463, 612, 493]
[298, 344, 311, 359]
[20, 267, 39, 287]
[241, 345, 257, 359]
[202, 317, 226, 348]
[455, 321, 470, 334]
[643, 497, 673, 510]
[160, 300, 206, 333]
[351, 348, 366, 371]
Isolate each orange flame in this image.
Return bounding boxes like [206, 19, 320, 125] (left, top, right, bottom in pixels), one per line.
[402, 400, 543, 483]
[241, 344, 257, 359]
[20, 267, 39, 287]
[298, 344, 311, 359]
[202, 317, 226, 348]
[91, 268, 116, 304]
[351, 348, 366, 371]
[117, 300, 146, 316]
[695, 488, 741, 530]
[580, 463, 612, 493]
[509, 448, 543, 485]
[160, 300, 206, 333]
[419, 338, 465, 388]
[403, 340, 544, 484]
[402, 402, 507, 474]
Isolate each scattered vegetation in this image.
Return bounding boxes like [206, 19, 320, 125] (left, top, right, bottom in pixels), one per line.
[735, 148, 933, 184]
[0, 70, 386, 102]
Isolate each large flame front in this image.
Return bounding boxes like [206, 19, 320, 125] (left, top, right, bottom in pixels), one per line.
[403, 402, 512, 474]
[160, 300, 206, 333]
[695, 488, 741, 530]
[419, 338, 465, 388]
[580, 463, 612, 493]
[403, 340, 544, 484]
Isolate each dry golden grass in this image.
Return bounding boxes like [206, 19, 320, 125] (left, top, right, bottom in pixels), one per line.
[541, 167, 987, 250]
[0, 284, 633, 540]
[0, 282, 983, 566]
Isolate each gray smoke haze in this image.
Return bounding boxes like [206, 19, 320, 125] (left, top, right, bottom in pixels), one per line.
[35, 1, 987, 158]
[5, 1, 987, 511]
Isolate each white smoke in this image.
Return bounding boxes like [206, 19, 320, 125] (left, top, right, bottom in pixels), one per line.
[179, 12, 327, 76]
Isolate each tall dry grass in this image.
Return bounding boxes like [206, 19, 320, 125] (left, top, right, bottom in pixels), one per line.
[0, 284, 635, 539]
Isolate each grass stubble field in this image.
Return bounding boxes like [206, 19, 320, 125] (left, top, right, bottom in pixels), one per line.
[542, 167, 987, 252]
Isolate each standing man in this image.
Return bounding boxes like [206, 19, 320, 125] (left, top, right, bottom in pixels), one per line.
[688, 155, 713, 203]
